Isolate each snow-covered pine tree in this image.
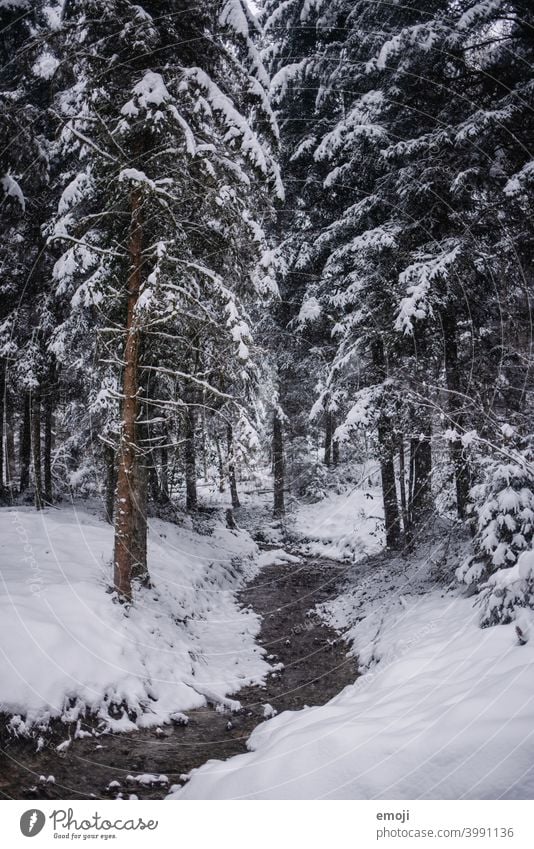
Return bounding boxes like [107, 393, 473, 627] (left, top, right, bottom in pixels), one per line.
[262, 0, 343, 513]
[304, 0, 534, 548]
[0, 1, 63, 504]
[302, 0, 424, 544]
[457, 434, 534, 625]
[371, 0, 534, 528]
[49, 0, 279, 600]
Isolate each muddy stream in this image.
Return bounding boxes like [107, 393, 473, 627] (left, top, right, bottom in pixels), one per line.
[0, 554, 356, 800]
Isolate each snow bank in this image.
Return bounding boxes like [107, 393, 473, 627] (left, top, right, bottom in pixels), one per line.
[168, 516, 534, 800]
[169, 594, 534, 799]
[292, 487, 384, 561]
[257, 549, 300, 568]
[0, 506, 269, 732]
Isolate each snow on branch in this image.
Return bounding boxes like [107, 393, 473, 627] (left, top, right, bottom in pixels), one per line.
[1, 174, 25, 211]
[324, 224, 399, 277]
[395, 242, 462, 334]
[315, 91, 385, 161]
[335, 385, 384, 443]
[456, 0, 507, 32]
[220, 0, 256, 37]
[455, 105, 514, 143]
[58, 169, 93, 214]
[299, 0, 324, 21]
[32, 50, 59, 81]
[131, 70, 169, 108]
[296, 296, 321, 327]
[270, 61, 306, 102]
[180, 68, 268, 172]
[369, 23, 448, 73]
[118, 168, 156, 190]
[504, 160, 534, 197]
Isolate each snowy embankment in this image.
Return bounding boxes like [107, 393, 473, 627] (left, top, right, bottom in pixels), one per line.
[171, 594, 534, 800]
[0, 506, 269, 734]
[169, 497, 534, 800]
[291, 486, 384, 561]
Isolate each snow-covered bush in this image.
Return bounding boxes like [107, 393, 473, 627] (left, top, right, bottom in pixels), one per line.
[287, 438, 328, 501]
[457, 448, 534, 625]
[478, 551, 534, 628]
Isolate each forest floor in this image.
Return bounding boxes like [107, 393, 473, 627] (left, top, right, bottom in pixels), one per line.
[0, 549, 356, 800]
[3, 487, 533, 799]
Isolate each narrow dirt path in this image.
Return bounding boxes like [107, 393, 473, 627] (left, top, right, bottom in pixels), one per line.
[0, 554, 356, 800]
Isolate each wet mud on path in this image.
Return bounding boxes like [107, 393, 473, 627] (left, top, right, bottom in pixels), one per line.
[0, 554, 357, 800]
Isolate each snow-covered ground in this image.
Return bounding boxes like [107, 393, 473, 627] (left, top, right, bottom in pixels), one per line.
[168, 499, 534, 800]
[0, 505, 269, 734]
[5, 483, 534, 799]
[290, 485, 384, 561]
[170, 591, 534, 799]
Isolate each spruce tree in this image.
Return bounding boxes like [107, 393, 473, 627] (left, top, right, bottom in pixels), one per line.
[49, 1, 279, 599]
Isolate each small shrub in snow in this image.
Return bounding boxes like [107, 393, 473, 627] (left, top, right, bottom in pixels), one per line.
[457, 449, 534, 624]
[476, 552, 534, 628]
[287, 441, 328, 501]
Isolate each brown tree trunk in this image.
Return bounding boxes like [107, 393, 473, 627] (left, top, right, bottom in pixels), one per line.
[324, 410, 332, 466]
[371, 340, 401, 547]
[6, 399, 15, 491]
[442, 310, 470, 519]
[409, 328, 433, 526]
[43, 363, 55, 504]
[398, 434, 410, 535]
[215, 429, 225, 493]
[160, 441, 169, 502]
[409, 420, 432, 526]
[227, 422, 240, 509]
[0, 359, 5, 492]
[332, 415, 339, 466]
[273, 409, 285, 518]
[32, 387, 43, 509]
[113, 187, 145, 602]
[148, 454, 160, 504]
[201, 402, 208, 482]
[19, 391, 31, 494]
[184, 403, 197, 511]
[131, 456, 148, 585]
[378, 418, 401, 549]
[104, 444, 116, 524]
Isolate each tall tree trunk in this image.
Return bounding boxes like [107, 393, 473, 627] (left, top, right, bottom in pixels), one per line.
[43, 363, 55, 504]
[409, 419, 432, 526]
[0, 358, 5, 492]
[442, 310, 470, 519]
[409, 328, 433, 526]
[148, 454, 160, 504]
[32, 387, 43, 509]
[215, 429, 225, 493]
[227, 422, 240, 509]
[184, 403, 197, 511]
[201, 401, 208, 482]
[332, 415, 339, 466]
[378, 418, 401, 548]
[5, 399, 15, 492]
[113, 186, 145, 602]
[160, 441, 169, 502]
[398, 434, 410, 535]
[131, 455, 148, 585]
[104, 444, 116, 524]
[371, 340, 401, 547]
[19, 391, 31, 495]
[324, 410, 332, 466]
[273, 408, 285, 518]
